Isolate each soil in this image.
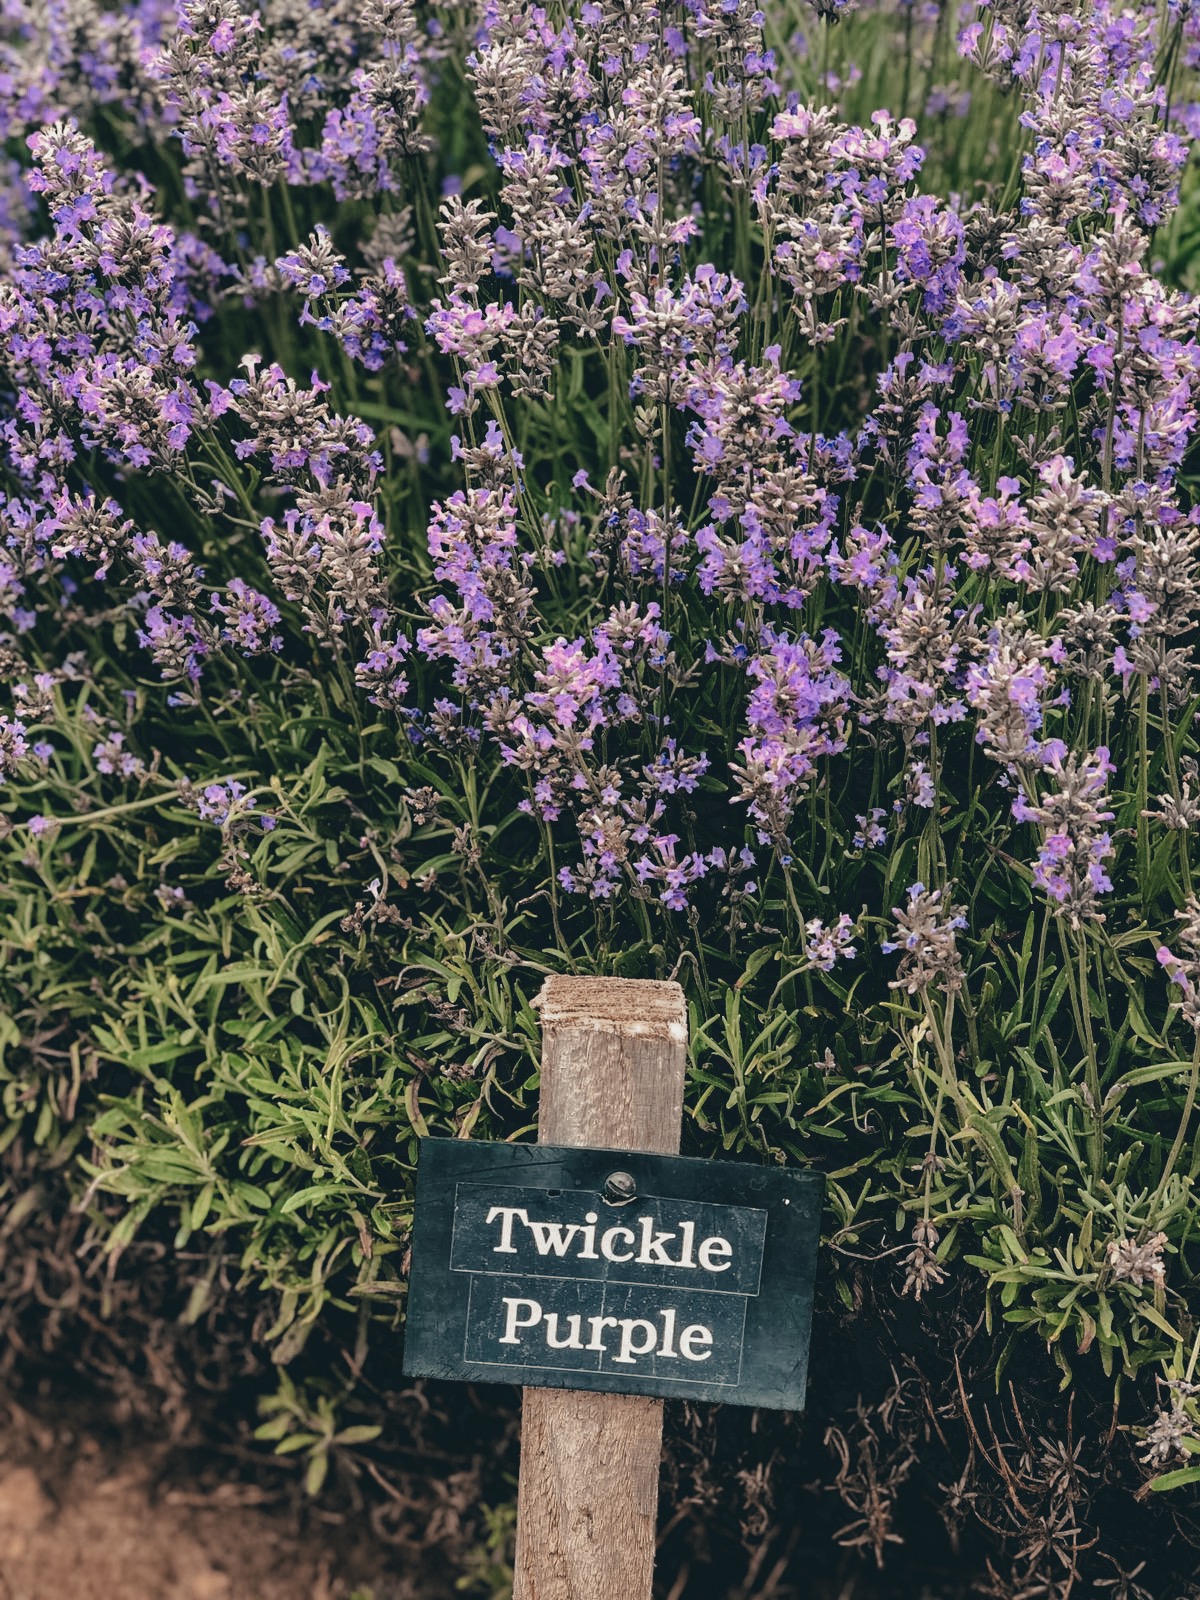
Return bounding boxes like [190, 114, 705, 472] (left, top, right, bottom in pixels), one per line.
[0, 1397, 410, 1600]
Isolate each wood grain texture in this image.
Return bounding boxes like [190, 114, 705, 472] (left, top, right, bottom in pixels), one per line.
[512, 976, 688, 1600]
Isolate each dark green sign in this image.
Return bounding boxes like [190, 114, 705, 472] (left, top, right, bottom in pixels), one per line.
[403, 1141, 823, 1410]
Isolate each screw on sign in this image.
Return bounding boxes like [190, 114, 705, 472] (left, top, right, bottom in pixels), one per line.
[403, 976, 823, 1599]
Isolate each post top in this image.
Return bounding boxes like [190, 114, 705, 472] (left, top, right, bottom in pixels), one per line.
[533, 976, 687, 1042]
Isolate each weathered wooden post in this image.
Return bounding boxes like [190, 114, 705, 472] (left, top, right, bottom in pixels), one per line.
[403, 974, 822, 1599]
[513, 976, 688, 1600]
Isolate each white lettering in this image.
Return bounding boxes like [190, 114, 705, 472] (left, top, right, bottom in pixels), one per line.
[600, 1226, 635, 1263]
[485, 1206, 529, 1254]
[499, 1297, 542, 1344]
[697, 1236, 732, 1273]
[487, 1203, 739, 1281]
[526, 1218, 586, 1257]
[679, 1324, 713, 1361]
[491, 1300, 719, 1368]
[658, 1307, 679, 1358]
[635, 1216, 678, 1266]
[677, 1219, 696, 1268]
[613, 1317, 659, 1365]
[586, 1314, 619, 1351]
[545, 1312, 584, 1350]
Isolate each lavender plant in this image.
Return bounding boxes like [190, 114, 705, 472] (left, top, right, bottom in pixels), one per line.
[3, 0, 1200, 1588]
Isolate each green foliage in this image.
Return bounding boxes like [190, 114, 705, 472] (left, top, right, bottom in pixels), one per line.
[254, 1371, 382, 1495]
[455, 1502, 517, 1597]
[5, 651, 1200, 1478]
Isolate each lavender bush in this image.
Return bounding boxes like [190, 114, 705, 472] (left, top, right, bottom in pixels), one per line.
[3, 0, 1200, 1589]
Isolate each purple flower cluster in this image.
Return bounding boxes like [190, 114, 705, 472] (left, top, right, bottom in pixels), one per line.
[1, 0, 1199, 966]
[1157, 901, 1200, 1032]
[277, 226, 411, 371]
[7, 121, 203, 475]
[350, 0, 1200, 943]
[0, 714, 30, 783]
[804, 913, 857, 972]
[190, 777, 274, 833]
[733, 629, 851, 848]
[153, 0, 431, 205]
[1014, 748, 1117, 928]
[883, 883, 968, 996]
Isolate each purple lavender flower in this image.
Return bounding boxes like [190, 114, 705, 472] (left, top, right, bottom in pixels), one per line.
[210, 579, 283, 656]
[191, 778, 273, 834]
[853, 809, 888, 851]
[731, 628, 851, 848]
[278, 226, 411, 370]
[356, 634, 411, 711]
[804, 913, 858, 972]
[136, 607, 208, 689]
[1015, 749, 1117, 928]
[883, 883, 968, 995]
[93, 731, 145, 779]
[0, 715, 30, 782]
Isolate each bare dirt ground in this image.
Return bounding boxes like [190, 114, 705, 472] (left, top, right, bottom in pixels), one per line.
[0, 1398, 410, 1600]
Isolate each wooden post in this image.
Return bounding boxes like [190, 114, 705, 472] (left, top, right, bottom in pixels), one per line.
[513, 976, 688, 1600]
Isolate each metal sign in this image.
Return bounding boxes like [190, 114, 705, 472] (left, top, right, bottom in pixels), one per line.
[403, 1140, 823, 1410]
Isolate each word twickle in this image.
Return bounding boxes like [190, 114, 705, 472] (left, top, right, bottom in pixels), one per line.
[485, 1205, 735, 1273]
